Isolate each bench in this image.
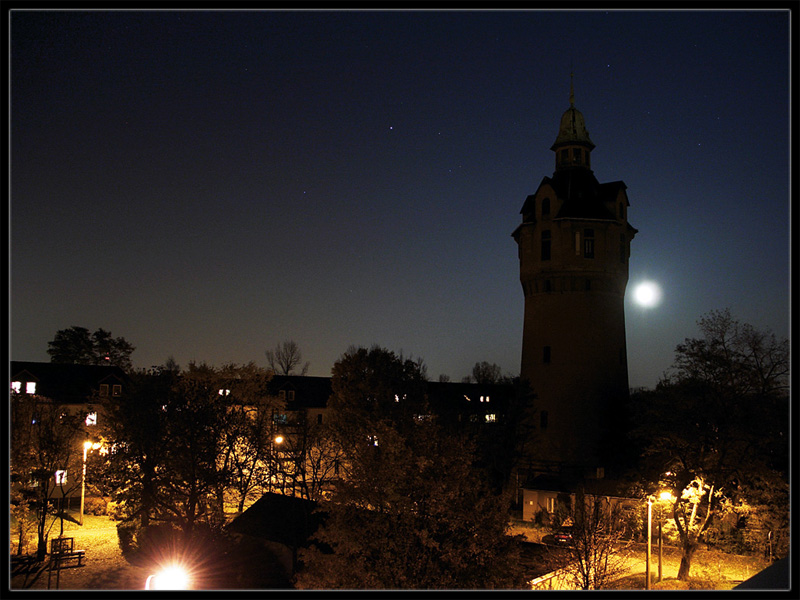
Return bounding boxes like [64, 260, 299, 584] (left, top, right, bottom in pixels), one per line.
[49, 537, 86, 568]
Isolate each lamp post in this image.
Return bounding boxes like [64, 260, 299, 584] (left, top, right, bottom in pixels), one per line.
[646, 495, 654, 590]
[657, 491, 676, 582]
[79, 441, 101, 526]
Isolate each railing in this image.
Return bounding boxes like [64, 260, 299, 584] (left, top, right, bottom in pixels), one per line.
[529, 565, 578, 590]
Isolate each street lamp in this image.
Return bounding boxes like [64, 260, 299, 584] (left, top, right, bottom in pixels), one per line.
[657, 491, 676, 582]
[79, 441, 101, 526]
[646, 495, 654, 589]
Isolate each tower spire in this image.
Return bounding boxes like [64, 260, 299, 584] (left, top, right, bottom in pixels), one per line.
[569, 71, 575, 107]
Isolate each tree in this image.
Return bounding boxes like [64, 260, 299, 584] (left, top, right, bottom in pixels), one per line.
[101, 362, 276, 534]
[546, 489, 633, 590]
[47, 326, 135, 371]
[629, 309, 788, 580]
[295, 346, 527, 589]
[11, 393, 84, 560]
[471, 361, 503, 384]
[265, 340, 309, 375]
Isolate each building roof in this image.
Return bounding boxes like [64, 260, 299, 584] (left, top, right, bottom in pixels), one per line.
[226, 492, 324, 549]
[10, 360, 127, 404]
[268, 375, 332, 409]
[733, 557, 790, 590]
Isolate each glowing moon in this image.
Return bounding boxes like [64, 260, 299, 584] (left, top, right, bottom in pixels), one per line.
[633, 281, 662, 307]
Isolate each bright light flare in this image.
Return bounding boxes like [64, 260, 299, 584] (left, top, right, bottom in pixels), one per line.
[633, 281, 662, 308]
[145, 565, 191, 590]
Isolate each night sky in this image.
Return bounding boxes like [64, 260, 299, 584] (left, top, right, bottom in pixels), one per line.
[10, 9, 791, 389]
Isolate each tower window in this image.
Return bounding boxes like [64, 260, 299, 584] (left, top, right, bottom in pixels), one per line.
[542, 198, 550, 216]
[573, 148, 582, 164]
[560, 149, 569, 165]
[543, 346, 551, 364]
[541, 230, 551, 261]
[583, 229, 595, 258]
[619, 234, 626, 263]
[618, 203, 624, 219]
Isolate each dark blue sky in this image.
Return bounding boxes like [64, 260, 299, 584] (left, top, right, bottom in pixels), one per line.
[10, 9, 792, 388]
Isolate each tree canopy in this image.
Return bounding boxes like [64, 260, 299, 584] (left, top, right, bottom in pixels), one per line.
[629, 309, 789, 578]
[47, 326, 135, 371]
[295, 346, 527, 589]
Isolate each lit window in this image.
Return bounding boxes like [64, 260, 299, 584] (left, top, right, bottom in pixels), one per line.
[218, 389, 230, 396]
[274, 413, 288, 425]
[546, 497, 556, 513]
[11, 381, 21, 394]
[26, 382, 36, 394]
[55, 470, 68, 485]
[85, 412, 97, 426]
[112, 385, 122, 396]
[100, 384, 109, 396]
[485, 413, 496, 423]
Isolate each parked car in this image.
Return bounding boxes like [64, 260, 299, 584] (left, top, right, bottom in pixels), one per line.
[553, 527, 574, 545]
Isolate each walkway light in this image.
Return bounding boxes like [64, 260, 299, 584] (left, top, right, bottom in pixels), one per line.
[79, 441, 102, 526]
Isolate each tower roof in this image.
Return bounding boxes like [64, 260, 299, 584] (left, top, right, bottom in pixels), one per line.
[551, 75, 595, 151]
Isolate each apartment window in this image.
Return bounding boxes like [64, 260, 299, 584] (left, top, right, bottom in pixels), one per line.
[540, 410, 549, 429]
[544, 279, 552, 292]
[112, 385, 122, 397]
[279, 390, 286, 400]
[85, 412, 97, 426]
[485, 413, 497, 423]
[541, 197, 550, 216]
[11, 381, 21, 394]
[541, 230, 551, 261]
[274, 413, 288, 425]
[99, 384, 109, 396]
[575, 231, 581, 255]
[26, 382, 36, 394]
[288, 390, 295, 402]
[583, 229, 595, 258]
[543, 346, 551, 364]
[585, 278, 592, 291]
[546, 496, 556, 513]
[55, 470, 68, 485]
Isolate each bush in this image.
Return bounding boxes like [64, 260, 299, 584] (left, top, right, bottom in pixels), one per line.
[107, 500, 128, 521]
[83, 496, 108, 516]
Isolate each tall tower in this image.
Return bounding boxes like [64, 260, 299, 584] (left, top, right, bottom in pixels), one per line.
[512, 79, 637, 473]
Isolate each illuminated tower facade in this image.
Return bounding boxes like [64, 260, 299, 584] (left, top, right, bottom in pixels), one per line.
[512, 81, 637, 472]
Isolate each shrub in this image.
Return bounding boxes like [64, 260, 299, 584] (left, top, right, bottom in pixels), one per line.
[83, 496, 108, 516]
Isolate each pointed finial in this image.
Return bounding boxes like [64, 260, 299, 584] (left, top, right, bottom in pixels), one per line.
[569, 71, 575, 107]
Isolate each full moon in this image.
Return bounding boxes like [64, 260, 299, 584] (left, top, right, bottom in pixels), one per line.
[633, 281, 662, 307]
